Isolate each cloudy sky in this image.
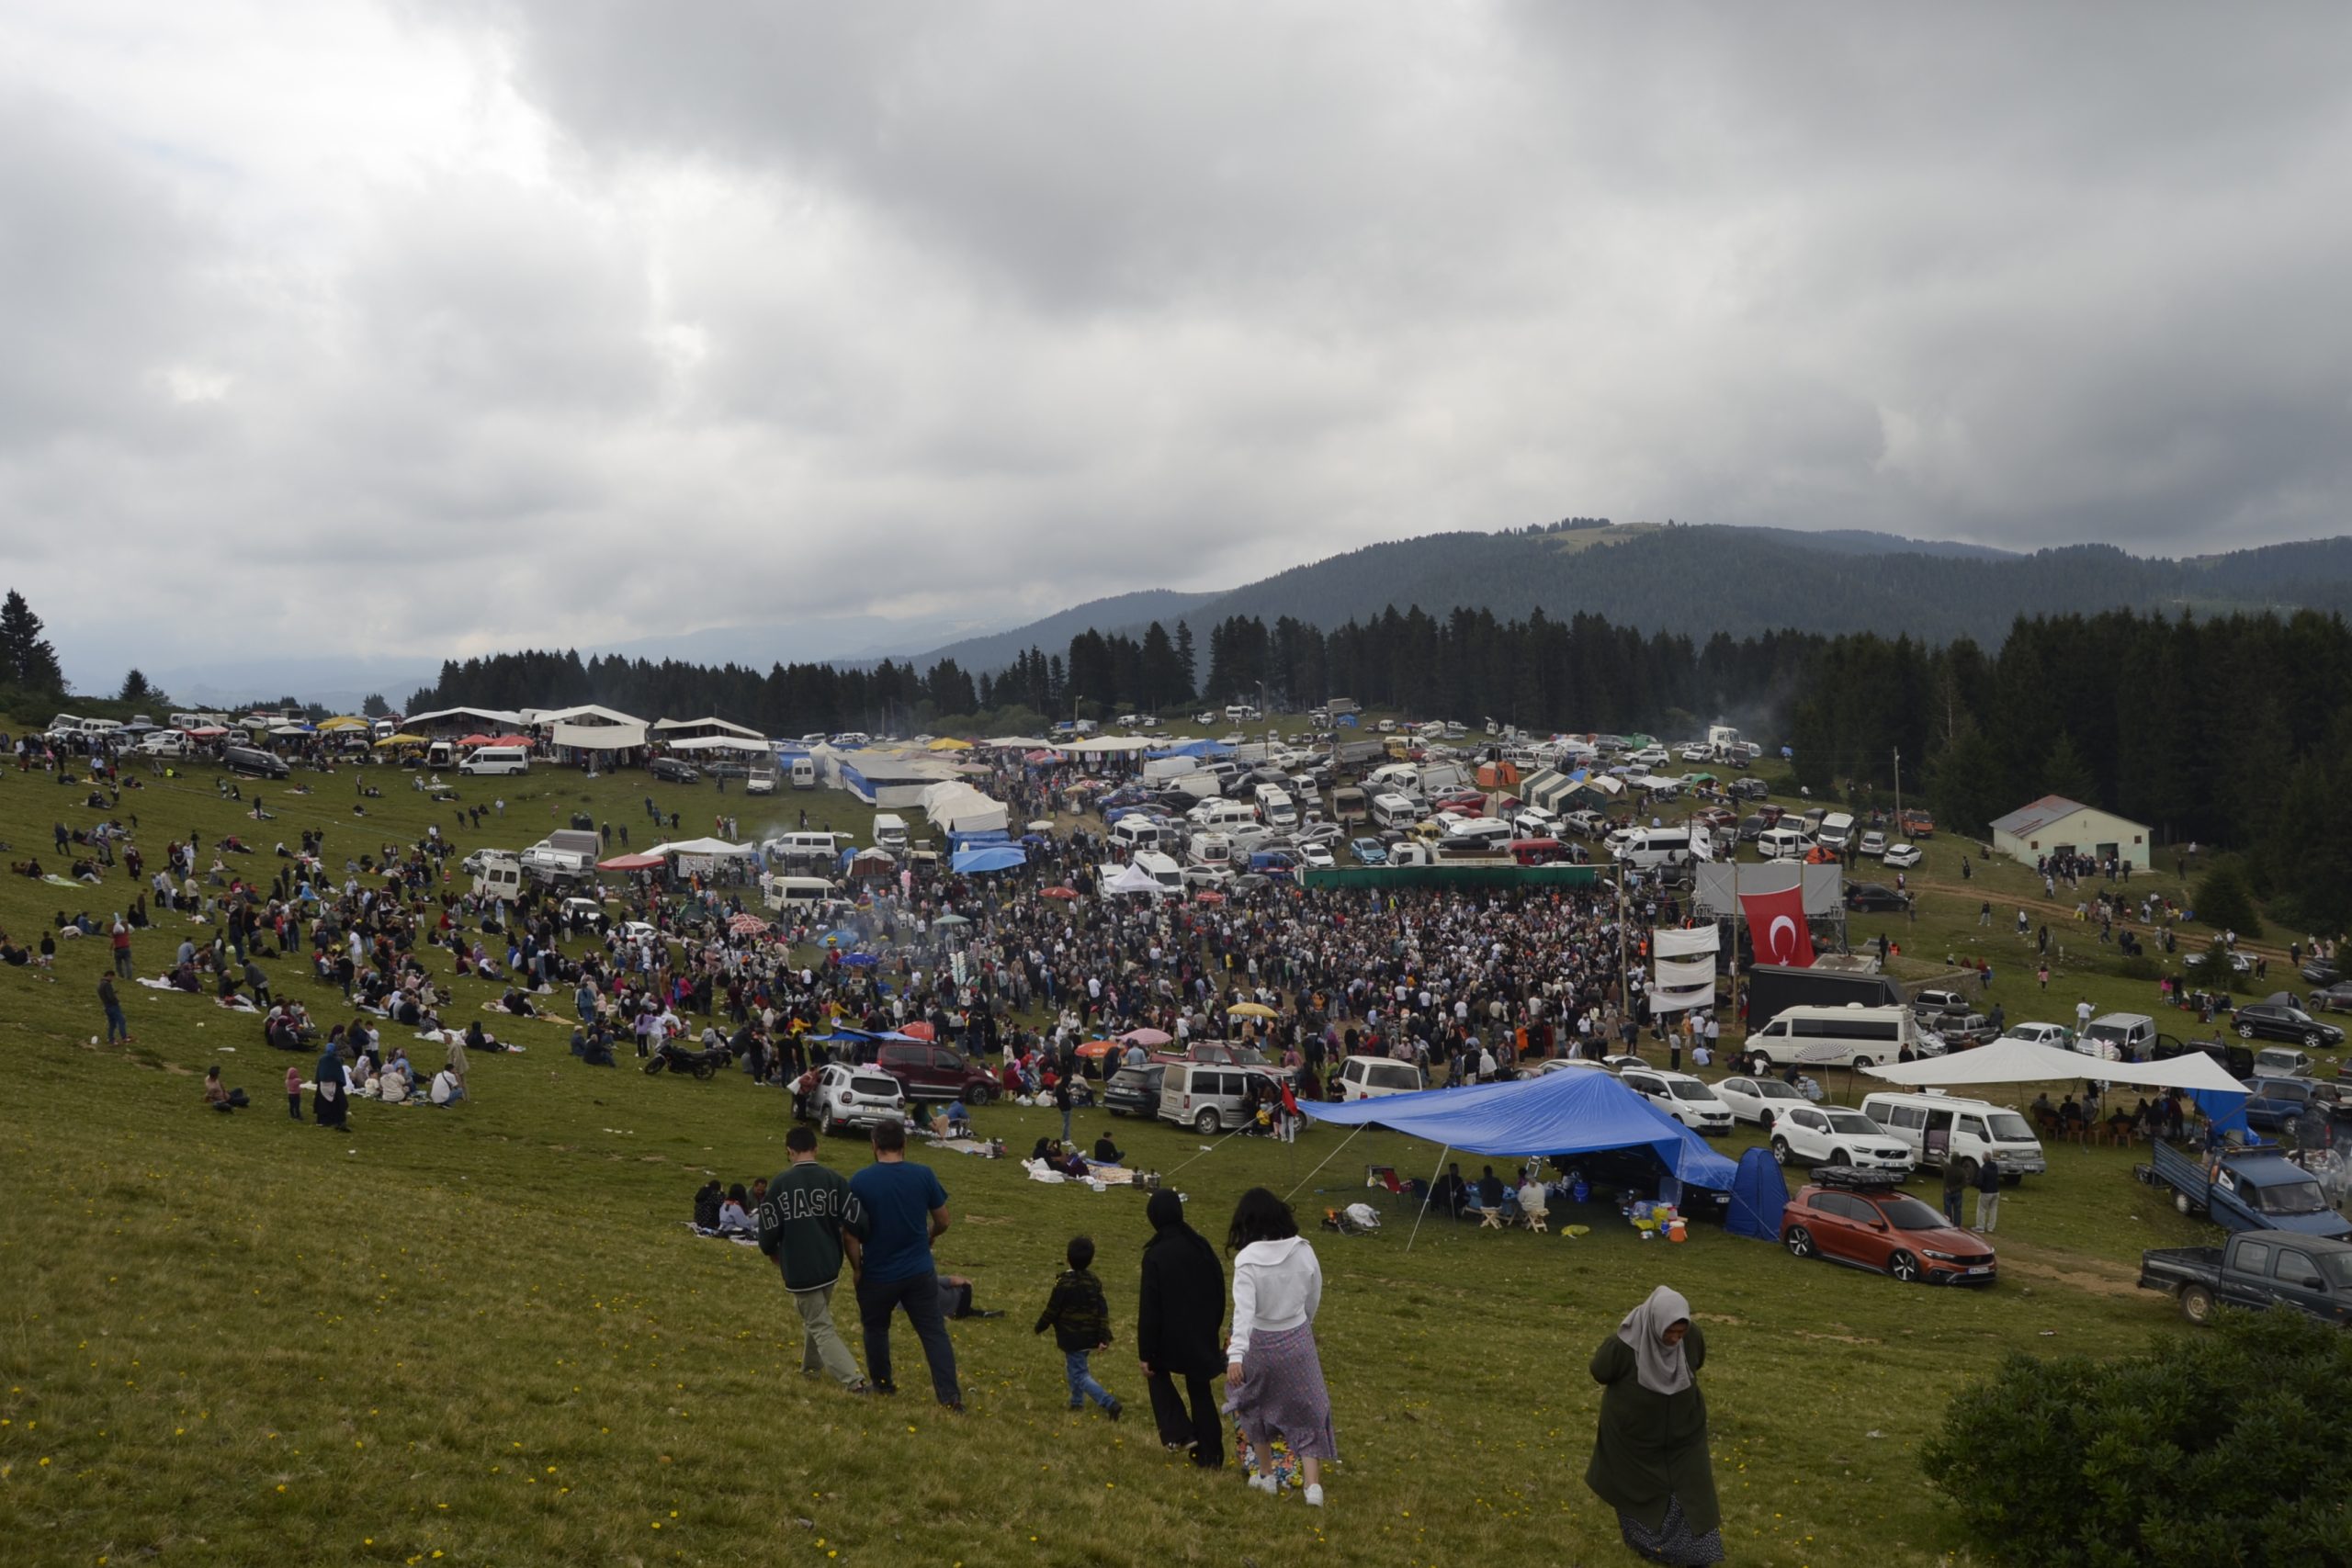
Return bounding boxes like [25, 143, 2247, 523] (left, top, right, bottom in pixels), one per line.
[6, 3, 2351, 694]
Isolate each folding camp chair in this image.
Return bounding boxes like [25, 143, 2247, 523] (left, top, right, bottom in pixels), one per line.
[1521, 1196, 1550, 1234]
[1365, 1166, 1408, 1212]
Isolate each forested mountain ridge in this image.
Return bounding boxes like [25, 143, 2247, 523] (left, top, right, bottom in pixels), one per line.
[910, 525, 2352, 674]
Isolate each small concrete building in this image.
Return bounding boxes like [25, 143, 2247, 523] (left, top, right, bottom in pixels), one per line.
[1988, 795, 2152, 870]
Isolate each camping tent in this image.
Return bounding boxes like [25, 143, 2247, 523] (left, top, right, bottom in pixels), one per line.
[1298, 1069, 1738, 1190]
[1860, 1036, 2249, 1131]
[1724, 1148, 1791, 1242]
[595, 852, 663, 871]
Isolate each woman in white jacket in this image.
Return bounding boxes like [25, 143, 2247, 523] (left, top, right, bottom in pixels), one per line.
[1224, 1187, 1337, 1506]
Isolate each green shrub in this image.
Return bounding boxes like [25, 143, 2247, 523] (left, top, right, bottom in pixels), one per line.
[2189, 937, 2240, 995]
[1921, 1311, 2352, 1566]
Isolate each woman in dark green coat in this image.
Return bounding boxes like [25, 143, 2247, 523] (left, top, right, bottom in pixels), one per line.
[1587, 1285, 1723, 1564]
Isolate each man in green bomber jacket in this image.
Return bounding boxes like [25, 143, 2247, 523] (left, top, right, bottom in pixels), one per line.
[759, 1125, 869, 1393]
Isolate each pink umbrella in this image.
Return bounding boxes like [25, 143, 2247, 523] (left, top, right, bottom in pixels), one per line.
[727, 912, 771, 936]
[1120, 1027, 1172, 1047]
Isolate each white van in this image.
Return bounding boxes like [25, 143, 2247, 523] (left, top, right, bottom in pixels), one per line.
[1858, 1090, 2048, 1179]
[1188, 797, 1258, 831]
[1133, 851, 1184, 894]
[471, 851, 524, 902]
[1610, 828, 1692, 872]
[1337, 1056, 1426, 1100]
[1757, 827, 1813, 861]
[140, 729, 192, 759]
[1366, 763, 1422, 795]
[789, 756, 818, 789]
[1188, 832, 1233, 868]
[872, 814, 910, 852]
[1371, 792, 1424, 830]
[1816, 812, 1856, 851]
[424, 740, 457, 771]
[2081, 1012, 2155, 1061]
[1159, 1062, 1266, 1133]
[459, 745, 530, 776]
[1740, 1004, 1923, 1073]
[762, 874, 838, 913]
[1253, 784, 1298, 828]
[1111, 816, 1170, 855]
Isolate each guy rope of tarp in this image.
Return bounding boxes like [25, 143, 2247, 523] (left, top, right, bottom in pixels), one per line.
[1280, 1122, 1368, 1202]
[1404, 1143, 1453, 1254]
[1158, 1118, 1258, 1180]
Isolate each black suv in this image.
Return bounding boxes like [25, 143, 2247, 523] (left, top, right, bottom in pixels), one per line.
[2234, 1002, 2345, 1050]
[650, 757, 700, 784]
[1845, 883, 1910, 913]
[1102, 1064, 1166, 1118]
[1728, 777, 1770, 801]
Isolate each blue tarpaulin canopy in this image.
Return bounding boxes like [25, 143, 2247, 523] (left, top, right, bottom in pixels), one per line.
[1724, 1147, 1791, 1241]
[951, 845, 1027, 874]
[1298, 1069, 1739, 1189]
[1148, 739, 1233, 760]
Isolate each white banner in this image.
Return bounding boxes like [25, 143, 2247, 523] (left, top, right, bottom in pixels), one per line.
[1653, 955, 1719, 991]
[1652, 925, 1721, 960]
[1646, 982, 1717, 1015]
[1689, 826, 1714, 862]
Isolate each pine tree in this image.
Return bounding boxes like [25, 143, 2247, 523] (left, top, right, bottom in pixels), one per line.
[361, 693, 391, 718]
[0, 589, 63, 694]
[118, 668, 157, 705]
[1172, 621, 1196, 704]
[2039, 733, 2098, 805]
[2193, 861, 2264, 942]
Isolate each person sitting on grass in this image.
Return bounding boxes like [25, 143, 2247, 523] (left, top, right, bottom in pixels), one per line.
[203, 1065, 236, 1113]
[1092, 1130, 1125, 1166]
[718, 1184, 757, 1237]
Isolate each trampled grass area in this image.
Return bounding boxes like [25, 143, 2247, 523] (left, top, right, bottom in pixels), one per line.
[0, 751, 2246, 1566]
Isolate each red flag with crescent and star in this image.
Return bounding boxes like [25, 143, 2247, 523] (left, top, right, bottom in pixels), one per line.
[1741, 886, 1815, 968]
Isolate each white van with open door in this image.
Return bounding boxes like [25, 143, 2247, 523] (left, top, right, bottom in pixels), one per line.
[789, 756, 818, 789]
[1859, 1090, 2048, 1180]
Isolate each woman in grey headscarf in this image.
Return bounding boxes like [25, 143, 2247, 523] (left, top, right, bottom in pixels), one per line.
[1586, 1285, 1722, 1564]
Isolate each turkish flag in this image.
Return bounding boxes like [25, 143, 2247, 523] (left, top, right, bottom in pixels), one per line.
[1741, 886, 1815, 968]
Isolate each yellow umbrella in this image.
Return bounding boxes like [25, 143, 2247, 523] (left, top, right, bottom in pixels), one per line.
[372, 732, 425, 748]
[1227, 1000, 1277, 1019]
[317, 716, 369, 731]
[927, 737, 974, 750]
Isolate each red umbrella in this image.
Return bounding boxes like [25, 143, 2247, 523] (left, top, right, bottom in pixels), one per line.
[1039, 886, 1080, 900]
[899, 1021, 936, 1042]
[1193, 890, 1225, 905]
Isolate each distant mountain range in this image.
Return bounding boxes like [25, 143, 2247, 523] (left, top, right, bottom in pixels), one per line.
[907, 525, 2352, 673]
[96, 524, 2352, 705]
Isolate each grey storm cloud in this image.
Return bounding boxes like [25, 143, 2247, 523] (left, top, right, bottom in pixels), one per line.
[5, 1, 2352, 693]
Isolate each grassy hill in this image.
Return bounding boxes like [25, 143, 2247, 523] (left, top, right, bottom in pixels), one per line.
[0, 744, 2256, 1566]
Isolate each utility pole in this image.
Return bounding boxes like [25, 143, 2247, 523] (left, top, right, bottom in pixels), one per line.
[1894, 747, 1903, 830]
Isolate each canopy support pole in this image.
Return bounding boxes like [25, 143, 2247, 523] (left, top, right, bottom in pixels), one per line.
[1404, 1143, 1453, 1254]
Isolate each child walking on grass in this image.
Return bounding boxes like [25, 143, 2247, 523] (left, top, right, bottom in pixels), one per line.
[1035, 1235, 1122, 1420]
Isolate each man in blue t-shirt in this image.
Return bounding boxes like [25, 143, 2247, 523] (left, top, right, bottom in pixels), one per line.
[847, 1119, 962, 1408]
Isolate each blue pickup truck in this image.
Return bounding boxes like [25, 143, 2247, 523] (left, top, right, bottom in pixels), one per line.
[2134, 1138, 2352, 1239]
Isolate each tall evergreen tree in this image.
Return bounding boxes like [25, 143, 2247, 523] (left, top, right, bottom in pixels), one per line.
[0, 589, 63, 694]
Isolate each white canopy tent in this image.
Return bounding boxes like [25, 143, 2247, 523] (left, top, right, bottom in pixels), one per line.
[1058, 736, 1151, 755]
[662, 735, 773, 754]
[642, 838, 759, 858]
[1103, 862, 1166, 896]
[1860, 1035, 2250, 1126]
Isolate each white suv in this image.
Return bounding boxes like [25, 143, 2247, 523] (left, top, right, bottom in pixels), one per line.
[1619, 1068, 1734, 1135]
[1769, 1104, 1912, 1175]
[809, 1064, 910, 1136]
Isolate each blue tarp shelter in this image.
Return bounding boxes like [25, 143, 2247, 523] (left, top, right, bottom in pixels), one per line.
[1724, 1148, 1790, 1242]
[1148, 739, 1234, 760]
[951, 845, 1027, 874]
[1298, 1069, 1739, 1190]
[949, 828, 1012, 851]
